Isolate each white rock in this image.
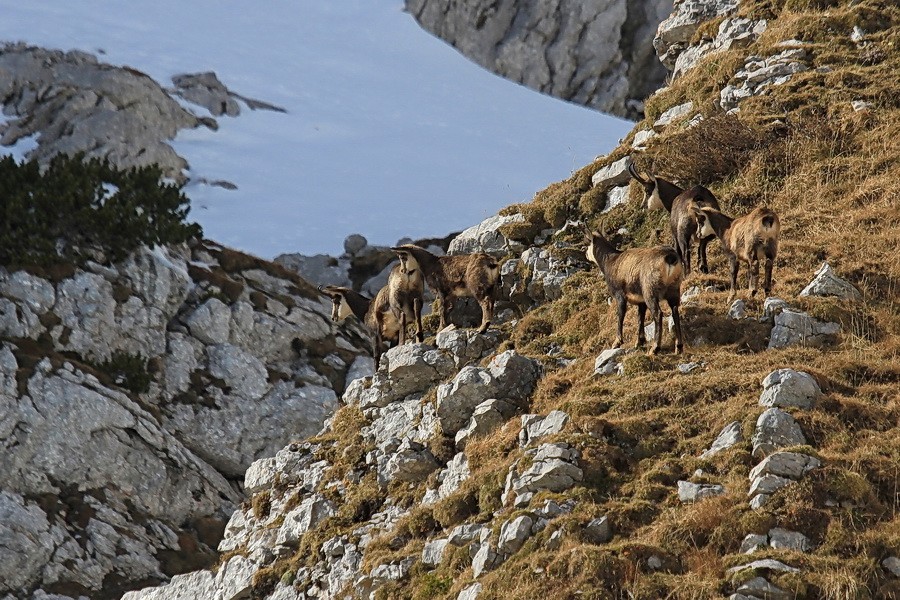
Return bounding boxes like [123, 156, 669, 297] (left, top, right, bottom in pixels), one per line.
[728, 299, 747, 320]
[677, 481, 725, 503]
[654, 101, 694, 128]
[760, 369, 822, 409]
[457, 582, 483, 600]
[752, 408, 805, 459]
[740, 533, 768, 554]
[726, 558, 800, 576]
[519, 410, 570, 447]
[421, 538, 449, 568]
[632, 129, 658, 149]
[882, 556, 900, 577]
[591, 157, 632, 190]
[749, 451, 821, 481]
[799, 262, 861, 301]
[593, 348, 626, 376]
[448, 213, 524, 256]
[603, 185, 631, 214]
[768, 528, 811, 552]
[736, 577, 790, 600]
[700, 421, 743, 458]
[584, 516, 612, 543]
[455, 398, 514, 450]
[748, 474, 794, 497]
[498, 515, 534, 554]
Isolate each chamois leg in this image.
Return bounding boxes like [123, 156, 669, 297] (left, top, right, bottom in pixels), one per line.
[728, 255, 739, 302]
[636, 303, 648, 348]
[613, 296, 627, 348]
[646, 297, 663, 355]
[676, 227, 692, 275]
[748, 256, 760, 297]
[414, 298, 424, 343]
[763, 256, 775, 297]
[438, 293, 454, 330]
[399, 309, 408, 346]
[477, 295, 493, 334]
[670, 301, 684, 354]
[698, 236, 710, 274]
[373, 326, 384, 371]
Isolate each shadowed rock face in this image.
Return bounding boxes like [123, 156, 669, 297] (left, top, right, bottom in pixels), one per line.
[405, 0, 673, 119]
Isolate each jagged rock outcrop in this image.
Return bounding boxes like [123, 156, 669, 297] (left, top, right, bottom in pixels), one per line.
[405, 0, 673, 119]
[0, 44, 281, 186]
[0, 241, 369, 599]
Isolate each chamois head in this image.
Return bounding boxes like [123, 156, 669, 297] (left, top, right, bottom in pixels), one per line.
[318, 285, 355, 322]
[584, 226, 619, 267]
[627, 159, 656, 200]
[390, 246, 422, 276]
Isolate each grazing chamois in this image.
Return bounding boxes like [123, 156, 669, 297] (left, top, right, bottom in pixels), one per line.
[585, 229, 684, 354]
[391, 244, 500, 333]
[694, 206, 781, 299]
[628, 160, 720, 274]
[319, 251, 424, 369]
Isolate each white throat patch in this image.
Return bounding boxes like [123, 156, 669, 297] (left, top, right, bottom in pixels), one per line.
[698, 214, 715, 238]
[337, 297, 354, 320]
[586, 241, 598, 266]
[647, 188, 665, 211]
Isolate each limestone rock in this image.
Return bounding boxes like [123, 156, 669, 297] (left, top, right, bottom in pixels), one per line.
[592, 157, 632, 190]
[800, 262, 862, 301]
[654, 0, 739, 68]
[436, 327, 499, 368]
[720, 49, 809, 111]
[584, 516, 612, 544]
[184, 297, 232, 345]
[276, 495, 336, 546]
[498, 515, 534, 554]
[455, 398, 515, 450]
[458, 582, 483, 600]
[768, 528, 811, 552]
[594, 348, 626, 376]
[700, 421, 743, 458]
[604, 185, 632, 214]
[172, 71, 241, 117]
[759, 369, 822, 409]
[406, 0, 672, 119]
[519, 410, 570, 447]
[421, 538, 449, 568]
[728, 299, 747, 320]
[752, 408, 805, 459]
[447, 213, 524, 256]
[272, 253, 352, 288]
[735, 577, 791, 600]
[740, 533, 768, 554]
[726, 558, 800, 576]
[509, 443, 583, 496]
[472, 541, 500, 578]
[677, 481, 725, 503]
[749, 451, 821, 481]
[654, 101, 694, 128]
[382, 439, 440, 484]
[748, 474, 794, 497]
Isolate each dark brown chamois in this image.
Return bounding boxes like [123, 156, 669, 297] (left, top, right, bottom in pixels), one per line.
[318, 252, 424, 369]
[585, 230, 684, 354]
[392, 244, 500, 333]
[695, 206, 781, 299]
[629, 160, 720, 274]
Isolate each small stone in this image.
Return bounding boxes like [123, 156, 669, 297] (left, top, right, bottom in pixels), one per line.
[749, 493, 770, 510]
[594, 348, 625, 376]
[736, 577, 790, 600]
[882, 556, 900, 577]
[647, 555, 663, 570]
[852, 100, 873, 112]
[457, 583, 483, 600]
[726, 558, 800, 577]
[603, 186, 631, 214]
[768, 528, 811, 552]
[591, 157, 632, 190]
[728, 299, 747, 320]
[677, 481, 725, 503]
[654, 102, 694, 128]
[632, 129, 657, 149]
[768, 309, 840, 349]
[701, 421, 743, 459]
[584, 516, 611, 544]
[472, 543, 500, 578]
[740, 533, 768, 554]
[546, 529, 564, 551]
[748, 474, 794, 497]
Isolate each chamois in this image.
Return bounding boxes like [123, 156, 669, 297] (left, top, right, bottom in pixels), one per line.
[392, 244, 500, 333]
[585, 229, 684, 354]
[694, 206, 781, 299]
[628, 160, 720, 274]
[318, 251, 424, 369]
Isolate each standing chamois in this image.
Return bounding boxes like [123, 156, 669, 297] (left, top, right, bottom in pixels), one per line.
[319, 249, 424, 369]
[586, 229, 684, 354]
[694, 206, 781, 299]
[628, 160, 720, 274]
[391, 244, 500, 333]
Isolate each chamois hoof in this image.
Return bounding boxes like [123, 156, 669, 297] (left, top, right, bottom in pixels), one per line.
[675, 343, 684, 355]
[635, 339, 646, 349]
[476, 322, 490, 334]
[612, 338, 623, 349]
[699, 266, 709, 275]
[648, 345, 661, 355]
[416, 333, 424, 343]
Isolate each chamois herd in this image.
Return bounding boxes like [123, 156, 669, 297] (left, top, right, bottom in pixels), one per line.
[320, 160, 780, 361]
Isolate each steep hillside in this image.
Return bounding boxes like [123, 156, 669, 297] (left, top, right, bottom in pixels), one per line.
[91, 0, 900, 599]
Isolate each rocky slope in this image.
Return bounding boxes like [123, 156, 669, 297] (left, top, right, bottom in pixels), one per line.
[120, 0, 900, 598]
[0, 241, 372, 599]
[405, 0, 673, 119]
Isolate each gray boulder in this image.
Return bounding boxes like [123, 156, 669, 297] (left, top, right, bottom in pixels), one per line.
[421, 538, 449, 568]
[800, 262, 861, 301]
[273, 253, 352, 288]
[436, 327, 500, 368]
[584, 516, 612, 544]
[752, 408, 805, 459]
[458, 583, 483, 600]
[275, 495, 336, 546]
[749, 451, 821, 481]
[769, 308, 840, 349]
[472, 542, 500, 578]
[768, 528, 811, 552]
[653, 101, 694, 128]
[592, 157, 632, 190]
[759, 369, 822, 409]
[594, 348, 626, 376]
[382, 439, 440, 484]
[171, 71, 241, 117]
[654, 0, 739, 68]
[184, 298, 232, 345]
[509, 443, 583, 497]
[447, 213, 524, 256]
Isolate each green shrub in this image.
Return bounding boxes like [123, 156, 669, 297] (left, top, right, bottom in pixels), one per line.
[92, 352, 152, 394]
[0, 154, 201, 266]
